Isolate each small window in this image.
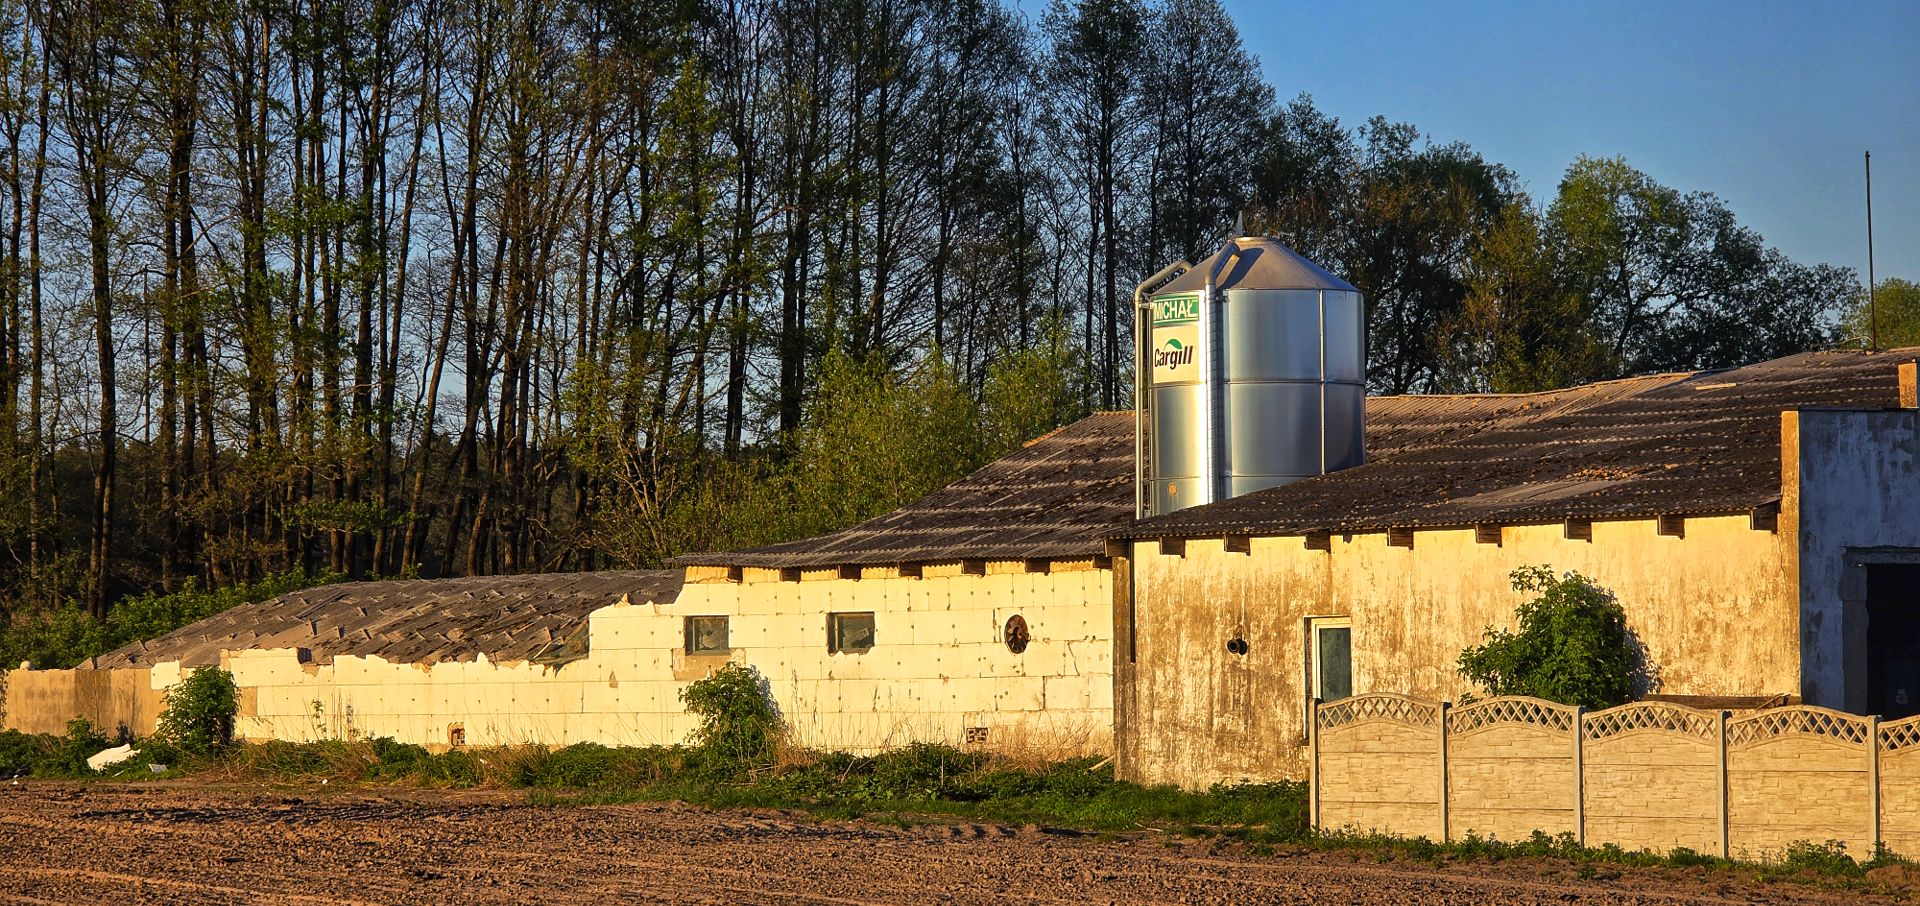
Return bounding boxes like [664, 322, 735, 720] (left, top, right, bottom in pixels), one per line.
[828, 612, 875, 654]
[1309, 618, 1352, 704]
[685, 616, 730, 655]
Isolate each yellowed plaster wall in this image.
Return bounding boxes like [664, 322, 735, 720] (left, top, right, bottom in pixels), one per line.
[0, 666, 163, 737]
[190, 564, 1112, 755]
[1121, 516, 1799, 787]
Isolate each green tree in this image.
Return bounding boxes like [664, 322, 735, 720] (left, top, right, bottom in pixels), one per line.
[980, 317, 1087, 458]
[775, 349, 986, 542]
[1840, 278, 1920, 349]
[1457, 566, 1643, 709]
[1448, 201, 1606, 392]
[1549, 155, 1841, 376]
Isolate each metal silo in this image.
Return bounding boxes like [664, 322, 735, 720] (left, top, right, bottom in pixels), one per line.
[1133, 233, 1365, 518]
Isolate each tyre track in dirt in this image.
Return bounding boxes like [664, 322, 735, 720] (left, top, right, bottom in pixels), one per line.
[0, 783, 1906, 905]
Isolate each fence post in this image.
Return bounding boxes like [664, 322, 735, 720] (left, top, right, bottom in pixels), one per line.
[1438, 700, 1452, 843]
[1728, 710, 1743, 859]
[1869, 714, 1882, 856]
[1573, 706, 1586, 847]
[1309, 697, 1321, 832]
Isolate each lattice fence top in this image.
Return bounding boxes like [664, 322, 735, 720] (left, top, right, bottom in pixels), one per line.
[1446, 696, 1577, 735]
[1582, 702, 1717, 742]
[1317, 693, 1441, 731]
[1881, 715, 1920, 753]
[1726, 706, 1869, 749]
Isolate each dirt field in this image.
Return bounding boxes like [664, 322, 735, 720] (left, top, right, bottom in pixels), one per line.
[0, 782, 1909, 905]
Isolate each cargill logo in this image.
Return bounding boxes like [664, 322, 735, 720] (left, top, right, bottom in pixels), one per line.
[1155, 338, 1194, 369]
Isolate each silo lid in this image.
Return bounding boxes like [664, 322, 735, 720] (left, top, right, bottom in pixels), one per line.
[1155, 237, 1357, 294]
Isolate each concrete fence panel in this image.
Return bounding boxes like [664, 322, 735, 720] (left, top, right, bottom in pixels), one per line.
[1724, 707, 1873, 859]
[1581, 702, 1723, 855]
[1314, 696, 1909, 861]
[1445, 697, 1579, 842]
[1878, 716, 1920, 857]
[1313, 694, 1444, 840]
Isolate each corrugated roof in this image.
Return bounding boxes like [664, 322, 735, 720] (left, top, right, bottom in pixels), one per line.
[91, 570, 683, 669]
[1114, 349, 1920, 541]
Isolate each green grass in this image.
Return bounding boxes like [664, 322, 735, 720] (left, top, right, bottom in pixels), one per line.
[5, 727, 1914, 892]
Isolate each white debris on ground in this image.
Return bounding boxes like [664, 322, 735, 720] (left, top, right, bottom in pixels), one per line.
[85, 745, 137, 772]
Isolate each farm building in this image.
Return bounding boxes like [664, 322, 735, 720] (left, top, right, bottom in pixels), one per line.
[3, 233, 1917, 786]
[0, 414, 1133, 754]
[0, 370, 1787, 755]
[1110, 350, 1920, 788]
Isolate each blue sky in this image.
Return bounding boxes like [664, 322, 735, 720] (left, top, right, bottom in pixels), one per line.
[1047, 1, 1920, 284]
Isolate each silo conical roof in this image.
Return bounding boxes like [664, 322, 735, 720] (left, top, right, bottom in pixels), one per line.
[1156, 237, 1357, 294]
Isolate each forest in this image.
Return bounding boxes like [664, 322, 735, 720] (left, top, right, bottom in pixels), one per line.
[0, 0, 1878, 642]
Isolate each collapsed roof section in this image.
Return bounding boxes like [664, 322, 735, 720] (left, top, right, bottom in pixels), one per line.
[1115, 349, 1920, 542]
[91, 570, 684, 669]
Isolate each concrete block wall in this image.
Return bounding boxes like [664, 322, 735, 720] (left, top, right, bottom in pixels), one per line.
[1314, 694, 1909, 861]
[5, 561, 1113, 757]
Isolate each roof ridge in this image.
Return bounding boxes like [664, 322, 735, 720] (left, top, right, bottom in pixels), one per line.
[1368, 371, 1698, 403]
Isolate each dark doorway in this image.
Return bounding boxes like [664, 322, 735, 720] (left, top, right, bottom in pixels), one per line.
[1867, 565, 1920, 720]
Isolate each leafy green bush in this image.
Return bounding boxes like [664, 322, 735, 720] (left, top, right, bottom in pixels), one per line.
[416, 750, 484, 787]
[680, 663, 781, 769]
[1778, 839, 1861, 876]
[367, 737, 432, 779]
[0, 728, 55, 777]
[1458, 566, 1643, 708]
[156, 666, 238, 758]
[39, 718, 111, 777]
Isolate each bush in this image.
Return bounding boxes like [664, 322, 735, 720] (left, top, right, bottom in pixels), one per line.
[1458, 566, 1643, 709]
[1778, 839, 1861, 876]
[156, 666, 239, 758]
[40, 718, 111, 777]
[0, 729, 53, 777]
[679, 663, 781, 768]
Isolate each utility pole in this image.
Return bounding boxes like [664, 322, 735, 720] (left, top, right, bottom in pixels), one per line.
[1867, 150, 1877, 351]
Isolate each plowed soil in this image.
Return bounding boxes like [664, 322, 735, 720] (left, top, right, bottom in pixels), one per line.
[0, 782, 1907, 904]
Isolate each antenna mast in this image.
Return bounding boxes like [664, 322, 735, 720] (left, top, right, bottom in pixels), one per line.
[1867, 150, 1877, 351]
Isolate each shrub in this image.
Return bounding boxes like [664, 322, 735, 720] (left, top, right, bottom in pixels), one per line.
[368, 737, 431, 779]
[1778, 839, 1861, 876]
[40, 718, 111, 777]
[679, 663, 780, 768]
[1458, 566, 1643, 709]
[0, 729, 52, 777]
[156, 666, 239, 758]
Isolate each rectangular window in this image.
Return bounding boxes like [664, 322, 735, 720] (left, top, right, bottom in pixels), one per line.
[1309, 618, 1352, 704]
[828, 612, 876, 654]
[685, 616, 730, 655]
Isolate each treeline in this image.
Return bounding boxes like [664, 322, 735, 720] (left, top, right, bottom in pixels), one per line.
[0, 0, 1863, 627]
